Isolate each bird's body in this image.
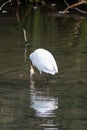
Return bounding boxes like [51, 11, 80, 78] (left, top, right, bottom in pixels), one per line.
[29, 48, 58, 75]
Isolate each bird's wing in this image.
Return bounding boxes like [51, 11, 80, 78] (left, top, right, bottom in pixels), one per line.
[34, 50, 58, 74]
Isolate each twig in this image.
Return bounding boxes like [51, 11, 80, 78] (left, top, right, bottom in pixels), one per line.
[64, 0, 87, 14]
[0, 0, 12, 11]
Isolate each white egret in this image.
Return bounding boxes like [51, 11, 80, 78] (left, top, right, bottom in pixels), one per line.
[29, 48, 58, 77]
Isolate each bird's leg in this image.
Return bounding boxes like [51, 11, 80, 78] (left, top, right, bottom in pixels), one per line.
[30, 64, 35, 83]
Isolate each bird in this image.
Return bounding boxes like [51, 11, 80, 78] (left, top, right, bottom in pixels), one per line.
[29, 48, 58, 77]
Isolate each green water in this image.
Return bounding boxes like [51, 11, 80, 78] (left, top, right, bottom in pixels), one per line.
[0, 6, 87, 130]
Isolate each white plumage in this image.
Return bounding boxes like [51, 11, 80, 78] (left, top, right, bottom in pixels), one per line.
[29, 48, 58, 75]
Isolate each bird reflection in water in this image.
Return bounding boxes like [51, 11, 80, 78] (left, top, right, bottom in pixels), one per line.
[29, 80, 58, 129]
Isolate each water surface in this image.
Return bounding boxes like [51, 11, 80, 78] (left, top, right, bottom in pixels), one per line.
[0, 6, 87, 130]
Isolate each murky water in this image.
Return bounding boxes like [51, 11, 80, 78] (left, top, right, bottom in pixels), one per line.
[0, 6, 87, 130]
